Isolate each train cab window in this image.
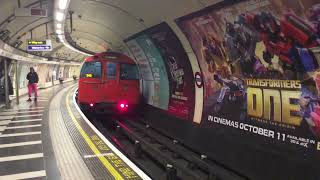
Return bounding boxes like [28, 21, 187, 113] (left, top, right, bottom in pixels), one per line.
[106, 62, 117, 79]
[120, 64, 139, 80]
[80, 62, 102, 78]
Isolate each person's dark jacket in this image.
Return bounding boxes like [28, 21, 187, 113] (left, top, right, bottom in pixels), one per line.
[26, 72, 39, 84]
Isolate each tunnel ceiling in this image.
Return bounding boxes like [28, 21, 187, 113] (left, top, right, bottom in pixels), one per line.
[67, 0, 221, 52]
[0, 0, 220, 62]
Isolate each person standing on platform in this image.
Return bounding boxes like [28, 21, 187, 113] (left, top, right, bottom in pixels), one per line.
[59, 71, 64, 84]
[26, 67, 39, 102]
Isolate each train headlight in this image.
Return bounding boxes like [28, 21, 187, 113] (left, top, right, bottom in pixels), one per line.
[120, 103, 125, 108]
[118, 101, 128, 111]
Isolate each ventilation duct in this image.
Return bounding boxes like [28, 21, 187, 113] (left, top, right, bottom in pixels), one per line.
[13, 40, 23, 48]
[0, 30, 10, 42]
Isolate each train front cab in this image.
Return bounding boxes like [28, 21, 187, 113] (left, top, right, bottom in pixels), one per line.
[78, 54, 141, 114]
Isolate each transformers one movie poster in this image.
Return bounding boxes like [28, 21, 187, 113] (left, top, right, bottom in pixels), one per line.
[177, 0, 320, 155]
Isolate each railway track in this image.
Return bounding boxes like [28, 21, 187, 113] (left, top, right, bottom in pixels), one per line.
[84, 111, 248, 180]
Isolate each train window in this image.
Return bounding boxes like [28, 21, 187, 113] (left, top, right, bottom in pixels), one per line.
[80, 61, 102, 78]
[106, 62, 117, 79]
[120, 64, 139, 80]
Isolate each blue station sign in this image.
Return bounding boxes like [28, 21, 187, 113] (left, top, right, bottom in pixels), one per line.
[27, 39, 52, 52]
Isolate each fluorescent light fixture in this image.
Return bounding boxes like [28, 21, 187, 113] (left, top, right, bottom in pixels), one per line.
[59, 36, 65, 43]
[54, 0, 92, 57]
[56, 23, 62, 29]
[56, 29, 63, 34]
[59, 0, 69, 10]
[58, 34, 64, 39]
[56, 12, 64, 21]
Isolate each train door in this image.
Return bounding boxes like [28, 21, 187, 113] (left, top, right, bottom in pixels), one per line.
[119, 63, 140, 103]
[104, 61, 118, 103]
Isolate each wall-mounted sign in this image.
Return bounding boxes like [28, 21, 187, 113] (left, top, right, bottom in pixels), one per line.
[15, 8, 47, 17]
[195, 72, 203, 88]
[27, 40, 52, 52]
[27, 40, 47, 45]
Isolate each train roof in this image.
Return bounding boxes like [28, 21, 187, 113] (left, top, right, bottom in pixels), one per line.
[84, 51, 136, 64]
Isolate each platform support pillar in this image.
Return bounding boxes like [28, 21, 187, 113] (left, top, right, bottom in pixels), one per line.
[52, 74, 54, 86]
[4, 59, 10, 108]
[15, 61, 19, 104]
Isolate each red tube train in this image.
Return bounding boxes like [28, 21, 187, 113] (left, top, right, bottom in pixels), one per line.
[78, 51, 141, 114]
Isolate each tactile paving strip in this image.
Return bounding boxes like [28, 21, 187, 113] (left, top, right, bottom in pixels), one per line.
[49, 85, 94, 180]
[60, 86, 144, 180]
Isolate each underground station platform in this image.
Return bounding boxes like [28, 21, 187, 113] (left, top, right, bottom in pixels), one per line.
[0, 83, 151, 180]
[1, 0, 320, 179]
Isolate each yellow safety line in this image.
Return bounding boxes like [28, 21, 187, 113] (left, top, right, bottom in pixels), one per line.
[66, 88, 124, 180]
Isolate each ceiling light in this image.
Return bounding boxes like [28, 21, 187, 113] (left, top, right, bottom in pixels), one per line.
[54, 0, 92, 58]
[59, 0, 69, 10]
[58, 35, 64, 43]
[56, 12, 64, 21]
[56, 29, 63, 34]
[56, 23, 62, 29]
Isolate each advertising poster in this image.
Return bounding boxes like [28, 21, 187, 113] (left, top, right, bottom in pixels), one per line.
[53, 65, 59, 80]
[126, 39, 156, 106]
[69, 66, 78, 78]
[64, 66, 70, 79]
[59, 66, 64, 79]
[146, 23, 195, 120]
[45, 65, 52, 83]
[18, 64, 31, 88]
[177, 0, 320, 156]
[135, 35, 170, 110]
[36, 64, 49, 87]
[126, 35, 170, 110]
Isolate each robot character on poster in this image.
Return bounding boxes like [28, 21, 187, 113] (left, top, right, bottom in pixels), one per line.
[178, 0, 320, 139]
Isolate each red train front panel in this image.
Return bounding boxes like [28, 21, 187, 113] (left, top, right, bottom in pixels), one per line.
[78, 52, 140, 113]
